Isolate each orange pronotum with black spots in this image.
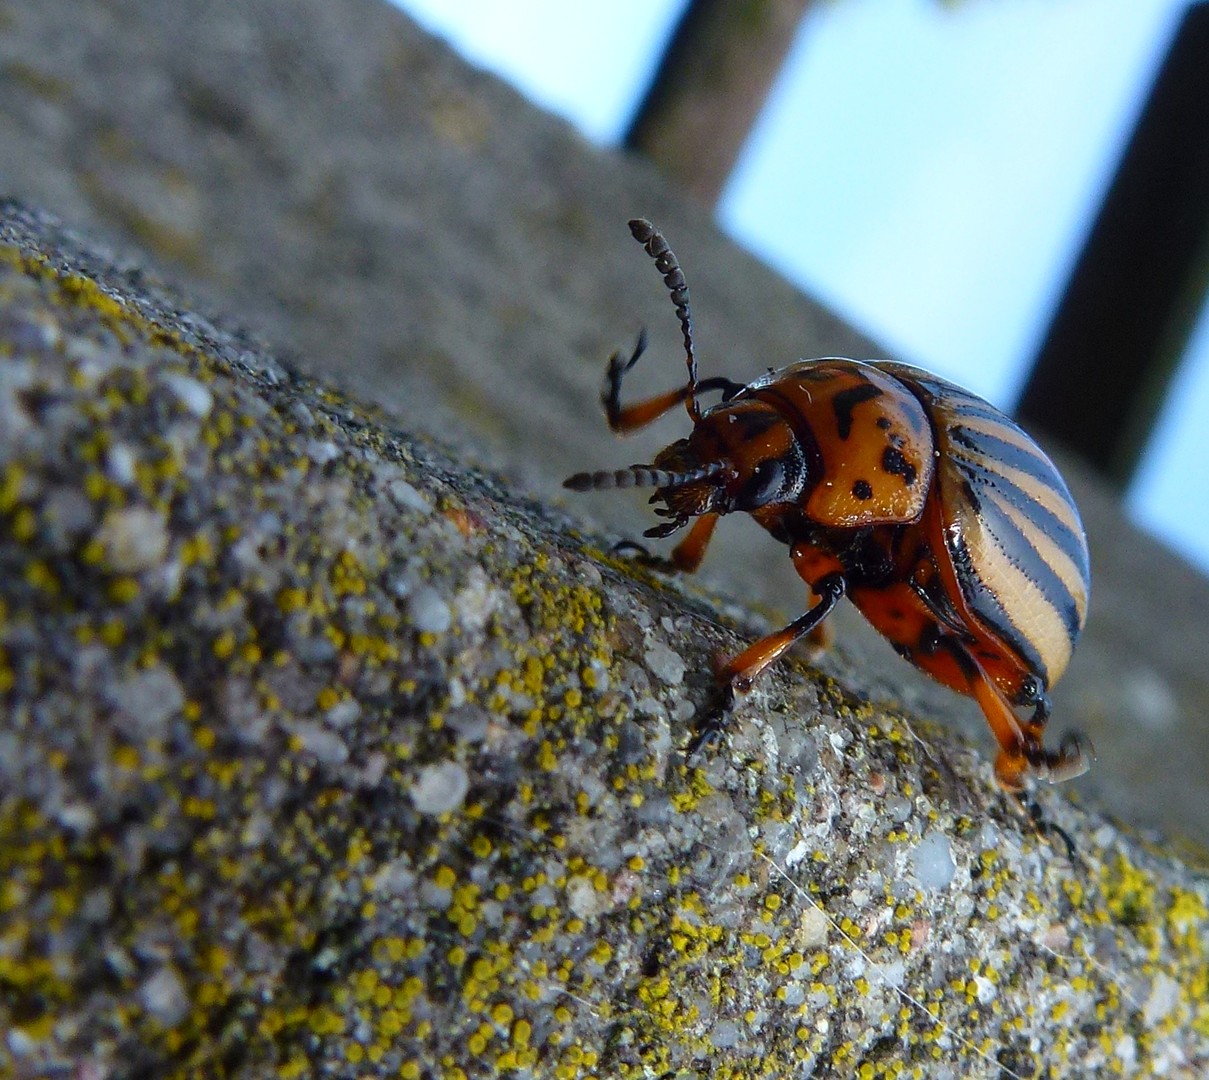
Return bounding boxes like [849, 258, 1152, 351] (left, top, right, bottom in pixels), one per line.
[566, 220, 1091, 791]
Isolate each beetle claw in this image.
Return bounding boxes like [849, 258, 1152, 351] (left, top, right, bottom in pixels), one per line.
[643, 518, 686, 541]
[684, 683, 735, 762]
[1012, 791, 1082, 865]
[1037, 730, 1094, 784]
[611, 538, 680, 572]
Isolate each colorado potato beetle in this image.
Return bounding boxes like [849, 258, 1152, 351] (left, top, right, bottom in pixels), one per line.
[565, 219, 1091, 791]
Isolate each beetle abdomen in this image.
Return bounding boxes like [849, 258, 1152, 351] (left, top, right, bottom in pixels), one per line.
[882, 363, 1091, 687]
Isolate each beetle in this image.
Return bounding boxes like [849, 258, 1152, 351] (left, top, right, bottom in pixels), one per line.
[565, 219, 1091, 791]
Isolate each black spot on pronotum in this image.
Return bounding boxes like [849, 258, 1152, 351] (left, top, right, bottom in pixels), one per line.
[875, 416, 892, 430]
[831, 383, 883, 440]
[852, 479, 873, 500]
[732, 408, 781, 440]
[881, 445, 918, 486]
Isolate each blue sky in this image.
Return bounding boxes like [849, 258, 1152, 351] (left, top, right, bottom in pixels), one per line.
[395, 0, 1209, 576]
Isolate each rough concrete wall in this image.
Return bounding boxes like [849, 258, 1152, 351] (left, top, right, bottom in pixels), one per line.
[2, 201, 1208, 1077]
[1, 0, 1207, 846]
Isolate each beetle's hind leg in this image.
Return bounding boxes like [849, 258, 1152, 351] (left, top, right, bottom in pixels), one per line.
[1014, 790, 1082, 865]
[946, 659, 1086, 858]
[960, 655, 1090, 790]
[1013, 677, 1092, 784]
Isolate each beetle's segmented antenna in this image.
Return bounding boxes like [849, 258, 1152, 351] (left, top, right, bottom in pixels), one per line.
[563, 462, 726, 492]
[628, 218, 700, 422]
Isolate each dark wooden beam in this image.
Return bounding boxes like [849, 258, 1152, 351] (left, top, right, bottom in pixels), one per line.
[1016, 3, 1209, 489]
[624, 0, 814, 206]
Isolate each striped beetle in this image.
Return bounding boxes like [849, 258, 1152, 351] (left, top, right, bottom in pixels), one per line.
[566, 220, 1091, 791]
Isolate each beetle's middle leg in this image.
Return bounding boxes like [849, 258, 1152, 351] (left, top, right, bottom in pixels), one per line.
[717, 574, 846, 693]
[686, 573, 846, 758]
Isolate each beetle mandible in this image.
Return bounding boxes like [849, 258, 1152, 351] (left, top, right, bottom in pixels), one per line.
[565, 219, 1091, 792]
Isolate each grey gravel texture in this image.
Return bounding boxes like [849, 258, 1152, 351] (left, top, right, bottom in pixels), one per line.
[3, 201, 1208, 1078]
[1, 0, 1207, 847]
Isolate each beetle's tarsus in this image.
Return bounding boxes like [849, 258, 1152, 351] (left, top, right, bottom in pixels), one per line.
[1013, 790, 1082, 866]
[611, 538, 680, 572]
[602, 330, 650, 428]
[1029, 729, 1093, 785]
[611, 538, 651, 558]
[643, 518, 687, 541]
[684, 684, 735, 762]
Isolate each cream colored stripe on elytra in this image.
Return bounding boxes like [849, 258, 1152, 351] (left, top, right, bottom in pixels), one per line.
[966, 449, 1084, 543]
[988, 488, 1089, 626]
[956, 497, 1074, 683]
[949, 409, 1037, 452]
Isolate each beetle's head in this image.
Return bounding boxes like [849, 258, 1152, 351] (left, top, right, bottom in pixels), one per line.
[670, 400, 808, 519]
[564, 400, 807, 539]
[643, 436, 732, 532]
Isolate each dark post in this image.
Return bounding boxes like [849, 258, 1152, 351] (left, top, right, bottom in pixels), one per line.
[624, 0, 814, 206]
[1016, 3, 1209, 489]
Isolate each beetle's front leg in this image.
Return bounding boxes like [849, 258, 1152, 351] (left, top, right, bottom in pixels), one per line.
[669, 512, 718, 572]
[612, 512, 718, 574]
[603, 330, 694, 433]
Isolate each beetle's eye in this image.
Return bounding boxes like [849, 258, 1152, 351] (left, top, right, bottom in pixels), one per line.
[738, 459, 786, 509]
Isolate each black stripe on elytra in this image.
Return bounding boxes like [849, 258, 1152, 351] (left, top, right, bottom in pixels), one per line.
[949, 442, 1087, 574]
[934, 391, 1006, 427]
[893, 370, 1028, 451]
[948, 422, 1054, 485]
[944, 524, 1050, 681]
[950, 491, 1084, 672]
[831, 383, 884, 440]
[892, 370, 1005, 422]
[976, 487, 1085, 617]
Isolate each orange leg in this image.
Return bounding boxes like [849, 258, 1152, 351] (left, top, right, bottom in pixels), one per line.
[718, 574, 845, 692]
[607, 384, 693, 433]
[601, 330, 694, 433]
[969, 672, 1033, 791]
[964, 652, 1088, 790]
[670, 513, 718, 572]
[789, 543, 844, 652]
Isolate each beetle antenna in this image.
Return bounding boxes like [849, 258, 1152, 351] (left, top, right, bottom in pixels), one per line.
[628, 219, 700, 422]
[563, 461, 727, 492]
